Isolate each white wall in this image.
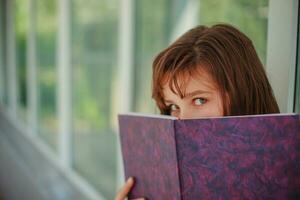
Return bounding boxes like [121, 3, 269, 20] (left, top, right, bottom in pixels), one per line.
[266, 0, 299, 113]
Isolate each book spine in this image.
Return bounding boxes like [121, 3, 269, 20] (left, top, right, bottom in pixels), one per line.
[173, 120, 183, 200]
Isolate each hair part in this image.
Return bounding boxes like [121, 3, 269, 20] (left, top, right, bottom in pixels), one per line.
[152, 23, 280, 115]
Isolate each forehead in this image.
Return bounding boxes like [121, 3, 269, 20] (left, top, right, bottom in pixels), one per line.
[162, 69, 218, 98]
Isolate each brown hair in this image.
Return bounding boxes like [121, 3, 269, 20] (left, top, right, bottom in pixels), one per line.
[152, 24, 280, 116]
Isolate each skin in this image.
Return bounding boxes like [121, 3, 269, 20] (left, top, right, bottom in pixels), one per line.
[115, 70, 224, 199]
[115, 177, 145, 200]
[163, 70, 224, 119]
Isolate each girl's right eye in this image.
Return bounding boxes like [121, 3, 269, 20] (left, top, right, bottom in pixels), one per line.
[169, 104, 179, 112]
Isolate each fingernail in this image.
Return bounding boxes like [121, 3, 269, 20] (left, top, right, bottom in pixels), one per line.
[127, 177, 134, 183]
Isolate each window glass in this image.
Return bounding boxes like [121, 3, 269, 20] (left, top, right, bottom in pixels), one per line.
[15, 0, 28, 121]
[71, 0, 119, 198]
[133, 0, 173, 113]
[199, 0, 269, 65]
[294, 11, 300, 114]
[36, 0, 58, 150]
[0, 1, 5, 105]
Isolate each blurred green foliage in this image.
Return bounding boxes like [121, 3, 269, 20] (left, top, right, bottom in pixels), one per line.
[133, 0, 172, 113]
[199, 0, 268, 64]
[71, 0, 118, 132]
[15, 0, 28, 120]
[15, 0, 269, 135]
[35, 0, 58, 150]
[71, 0, 119, 198]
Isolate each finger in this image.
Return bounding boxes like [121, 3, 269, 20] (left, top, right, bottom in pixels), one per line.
[115, 177, 134, 200]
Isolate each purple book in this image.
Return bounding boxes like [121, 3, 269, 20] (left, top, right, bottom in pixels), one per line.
[118, 113, 300, 200]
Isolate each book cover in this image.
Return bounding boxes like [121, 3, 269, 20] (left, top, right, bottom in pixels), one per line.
[118, 113, 300, 200]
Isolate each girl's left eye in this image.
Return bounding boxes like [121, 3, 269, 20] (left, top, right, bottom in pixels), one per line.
[193, 98, 207, 106]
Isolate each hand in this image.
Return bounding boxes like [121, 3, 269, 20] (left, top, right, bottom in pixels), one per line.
[115, 177, 145, 200]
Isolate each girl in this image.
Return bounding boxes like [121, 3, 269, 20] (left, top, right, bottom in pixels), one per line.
[115, 23, 279, 200]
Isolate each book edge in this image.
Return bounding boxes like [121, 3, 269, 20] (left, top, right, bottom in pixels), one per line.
[173, 120, 183, 200]
[119, 112, 298, 121]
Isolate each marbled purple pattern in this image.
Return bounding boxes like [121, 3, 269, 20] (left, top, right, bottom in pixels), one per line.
[119, 114, 300, 200]
[175, 115, 300, 200]
[119, 116, 181, 200]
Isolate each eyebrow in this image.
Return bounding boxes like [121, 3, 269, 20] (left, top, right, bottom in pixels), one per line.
[184, 90, 211, 98]
[164, 90, 211, 104]
[164, 100, 175, 105]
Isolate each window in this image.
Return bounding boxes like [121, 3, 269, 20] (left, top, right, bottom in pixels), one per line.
[71, 0, 119, 198]
[294, 5, 300, 114]
[0, 0, 6, 106]
[199, 0, 268, 65]
[133, 0, 172, 114]
[15, 0, 28, 122]
[36, 0, 58, 150]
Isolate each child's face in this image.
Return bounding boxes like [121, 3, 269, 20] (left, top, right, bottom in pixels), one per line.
[162, 70, 224, 119]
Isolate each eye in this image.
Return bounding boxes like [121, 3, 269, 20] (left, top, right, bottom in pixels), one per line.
[169, 104, 179, 111]
[193, 98, 207, 106]
[167, 104, 180, 117]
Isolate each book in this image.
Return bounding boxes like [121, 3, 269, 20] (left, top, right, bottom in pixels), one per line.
[118, 113, 300, 200]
